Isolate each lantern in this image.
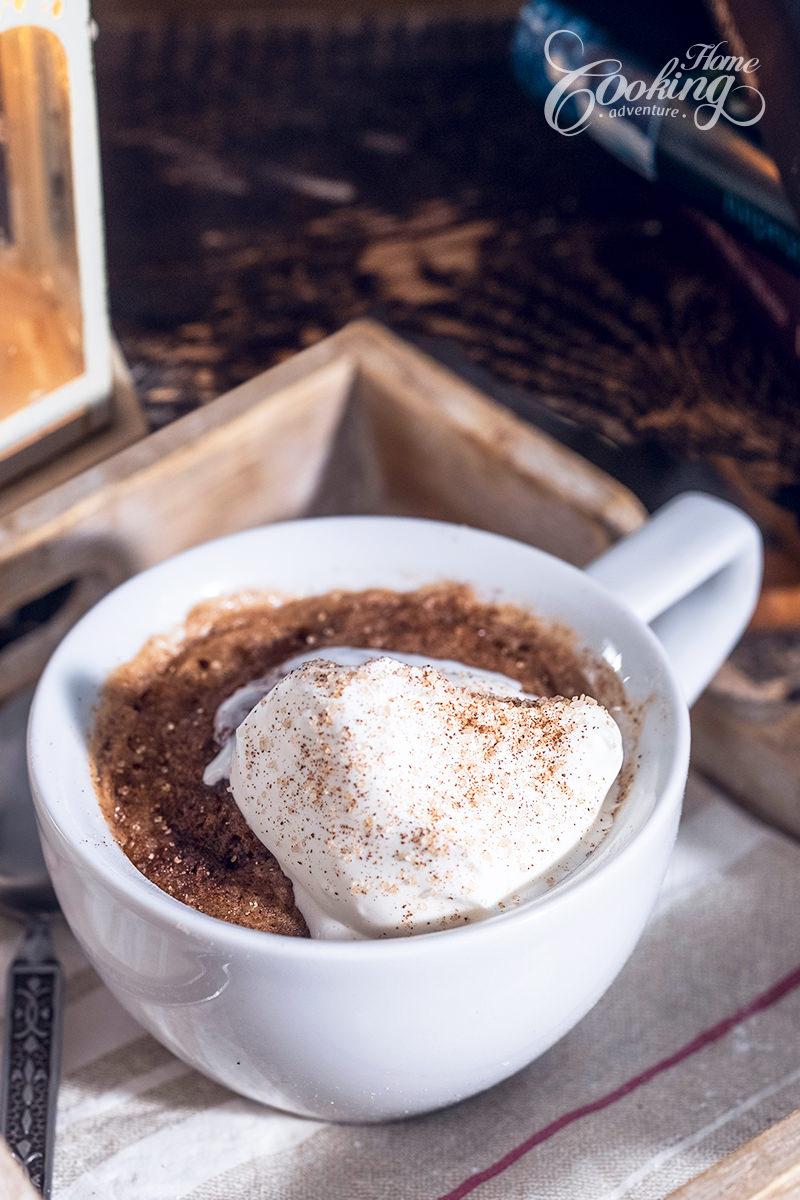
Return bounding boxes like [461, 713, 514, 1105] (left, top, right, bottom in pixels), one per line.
[0, 0, 112, 483]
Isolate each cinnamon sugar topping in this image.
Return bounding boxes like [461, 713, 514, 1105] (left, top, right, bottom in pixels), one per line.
[90, 584, 627, 937]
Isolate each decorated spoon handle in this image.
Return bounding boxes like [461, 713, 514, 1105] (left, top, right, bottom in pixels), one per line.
[1, 918, 63, 1198]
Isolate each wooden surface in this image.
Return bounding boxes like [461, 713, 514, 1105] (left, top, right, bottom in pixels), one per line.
[93, 0, 519, 19]
[91, 9, 798, 506]
[665, 1108, 800, 1199]
[0, 320, 645, 703]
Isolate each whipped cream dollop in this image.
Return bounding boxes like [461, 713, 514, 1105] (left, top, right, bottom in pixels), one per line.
[203, 648, 527, 786]
[226, 655, 623, 939]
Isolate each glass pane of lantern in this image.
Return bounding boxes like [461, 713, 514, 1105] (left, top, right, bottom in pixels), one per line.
[0, 26, 84, 423]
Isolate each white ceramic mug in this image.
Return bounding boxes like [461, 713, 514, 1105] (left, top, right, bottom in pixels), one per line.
[28, 493, 761, 1121]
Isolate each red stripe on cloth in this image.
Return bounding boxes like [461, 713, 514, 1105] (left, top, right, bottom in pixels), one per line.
[438, 960, 800, 1200]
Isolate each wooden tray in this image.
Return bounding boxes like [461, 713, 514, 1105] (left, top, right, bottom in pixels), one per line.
[692, 680, 800, 841]
[0, 319, 645, 705]
[664, 1105, 800, 1199]
[2, 318, 799, 1193]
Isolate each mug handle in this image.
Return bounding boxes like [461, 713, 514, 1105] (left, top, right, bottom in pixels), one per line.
[585, 492, 763, 706]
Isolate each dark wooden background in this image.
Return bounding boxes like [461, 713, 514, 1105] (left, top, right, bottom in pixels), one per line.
[93, 7, 799, 534]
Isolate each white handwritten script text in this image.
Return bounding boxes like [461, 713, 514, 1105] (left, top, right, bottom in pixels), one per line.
[543, 34, 766, 135]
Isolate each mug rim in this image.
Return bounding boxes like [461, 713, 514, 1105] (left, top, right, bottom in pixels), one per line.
[28, 514, 691, 960]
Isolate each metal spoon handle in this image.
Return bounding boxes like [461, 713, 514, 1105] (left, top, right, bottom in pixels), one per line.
[1, 919, 63, 1198]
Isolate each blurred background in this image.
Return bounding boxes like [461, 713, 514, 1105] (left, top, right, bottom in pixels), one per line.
[84, 0, 799, 528]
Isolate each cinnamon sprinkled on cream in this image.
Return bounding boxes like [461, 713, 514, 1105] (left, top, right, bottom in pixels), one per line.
[229, 657, 623, 938]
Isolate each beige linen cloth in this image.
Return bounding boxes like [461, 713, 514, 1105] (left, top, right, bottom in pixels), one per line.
[2, 773, 800, 1199]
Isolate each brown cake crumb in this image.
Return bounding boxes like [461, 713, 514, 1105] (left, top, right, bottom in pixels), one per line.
[91, 583, 624, 936]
